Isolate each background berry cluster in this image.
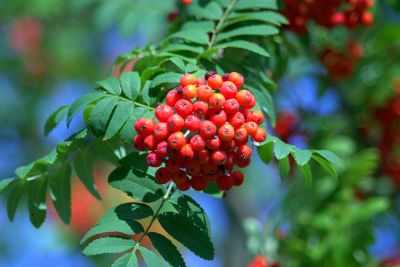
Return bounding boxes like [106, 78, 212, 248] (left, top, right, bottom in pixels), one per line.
[134, 72, 267, 192]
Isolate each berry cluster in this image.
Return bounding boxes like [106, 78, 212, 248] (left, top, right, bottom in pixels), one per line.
[134, 72, 267, 191]
[318, 40, 363, 81]
[283, 0, 374, 34]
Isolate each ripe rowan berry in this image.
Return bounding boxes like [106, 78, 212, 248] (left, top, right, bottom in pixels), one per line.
[200, 120, 217, 138]
[133, 135, 145, 151]
[155, 104, 174, 122]
[244, 121, 258, 136]
[211, 150, 227, 165]
[190, 134, 206, 151]
[207, 74, 223, 89]
[166, 89, 181, 107]
[221, 139, 236, 151]
[197, 85, 213, 101]
[231, 171, 244, 186]
[167, 114, 184, 132]
[144, 135, 157, 150]
[204, 70, 217, 80]
[186, 161, 202, 176]
[234, 128, 248, 144]
[173, 171, 188, 185]
[176, 177, 191, 191]
[206, 135, 221, 150]
[193, 101, 209, 116]
[183, 84, 197, 99]
[209, 110, 227, 127]
[247, 110, 265, 125]
[156, 141, 169, 158]
[218, 124, 235, 141]
[146, 152, 162, 167]
[196, 149, 210, 164]
[224, 98, 240, 114]
[253, 128, 267, 142]
[202, 162, 218, 175]
[209, 93, 226, 110]
[155, 168, 172, 184]
[237, 144, 252, 160]
[166, 158, 180, 173]
[191, 176, 207, 191]
[175, 99, 193, 118]
[180, 73, 196, 87]
[195, 77, 206, 86]
[236, 157, 251, 168]
[228, 72, 244, 88]
[185, 114, 201, 132]
[236, 90, 253, 107]
[168, 132, 186, 150]
[154, 122, 169, 140]
[134, 118, 155, 136]
[229, 112, 245, 128]
[203, 172, 217, 183]
[217, 174, 233, 190]
[220, 81, 238, 99]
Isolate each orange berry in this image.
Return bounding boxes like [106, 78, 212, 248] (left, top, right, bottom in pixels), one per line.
[228, 72, 244, 88]
[183, 84, 197, 99]
[207, 74, 223, 89]
[253, 128, 267, 142]
[209, 93, 226, 110]
[218, 124, 235, 141]
[180, 73, 196, 87]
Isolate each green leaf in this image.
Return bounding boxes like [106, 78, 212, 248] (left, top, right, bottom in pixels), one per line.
[89, 96, 119, 135]
[148, 232, 186, 267]
[168, 57, 186, 72]
[158, 212, 214, 260]
[112, 253, 138, 267]
[216, 25, 279, 43]
[314, 150, 341, 164]
[109, 167, 164, 202]
[258, 142, 273, 164]
[227, 11, 288, 27]
[120, 72, 141, 100]
[80, 202, 151, 244]
[74, 150, 101, 200]
[7, 181, 25, 221]
[182, 21, 215, 32]
[234, 0, 278, 10]
[67, 92, 106, 126]
[278, 156, 290, 180]
[28, 176, 49, 228]
[49, 165, 71, 224]
[141, 81, 152, 105]
[15, 162, 36, 179]
[151, 73, 181, 88]
[97, 76, 122, 95]
[105, 102, 134, 139]
[0, 177, 15, 193]
[188, 2, 223, 20]
[83, 237, 135, 256]
[293, 148, 312, 166]
[44, 105, 69, 136]
[312, 154, 337, 177]
[273, 139, 293, 160]
[215, 40, 270, 57]
[120, 107, 146, 144]
[299, 164, 312, 188]
[163, 44, 204, 54]
[170, 30, 209, 45]
[139, 246, 165, 267]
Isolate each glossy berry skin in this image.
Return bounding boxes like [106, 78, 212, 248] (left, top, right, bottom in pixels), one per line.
[156, 141, 169, 158]
[166, 158, 180, 173]
[186, 161, 202, 176]
[234, 128, 248, 144]
[237, 144, 252, 160]
[218, 124, 235, 141]
[228, 72, 244, 88]
[244, 121, 258, 136]
[211, 150, 227, 165]
[133, 135, 145, 151]
[167, 114, 184, 132]
[200, 120, 217, 138]
[253, 128, 267, 142]
[134, 118, 155, 136]
[209, 93, 226, 110]
[217, 175, 233, 190]
[173, 171, 188, 185]
[155, 168, 172, 184]
[224, 98, 240, 114]
[231, 171, 244, 186]
[195, 78, 206, 86]
[193, 101, 209, 116]
[220, 81, 238, 99]
[207, 74, 223, 89]
[197, 85, 213, 101]
[191, 176, 207, 191]
[185, 115, 201, 132]
[180, 73, 196, 87]
[247, 110, 265, 125]
[168, 132, 186, 150]
[236, 90, 253, 107]
[206, 135, 221, 151]
[229, 112, 245, 128]
[183, 85, 197, 99]
[154, 123, 169, 140]
[209, 110, 227, 127]
[155, 104, 174, 122]
[196, 149, 210, 164]
[176, 177, 191, 191]
[175, 99, 193, 118]
[190, 135, 206, 151]
[144, 135, 157, 150]
[166, 90, 181, 107]
[180, 144, 194, 160]
[146, 152, 162, 167]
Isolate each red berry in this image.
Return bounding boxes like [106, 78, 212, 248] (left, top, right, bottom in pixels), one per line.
[204, 70, 217, 80]
[247, 110, 265, 125]
[155, 104, 174, 122]
[203, 173, 218, 183]
[231, 171, 244, 186]
[191, 176, 207, 191]
[193, 101, 209, 116]
[236, 157, 251, 168]
[195, 77, 206, 86]
[144, 135, 157, 150]
[228, 72, 244, 88]
[166, 89, 181, 107]
[237, 144, 252, 160]
[146, 152, 162, 167]
[197, 85, 213, 101]
[243, 95, 256, 109]
[182, 0, 193, 6]
[361, 12, 373, 26]
[236, 90, 253, 107]
[218, 124, 235, 141]
[180, 73, 196, 87]
[217, 174, 233, 190]
[202, 162, 218, 175]
[173, 170, 188, 185]
[156, 141, 169, 158]
[186, 161, 202, 176]
[183, 84, 197, 99]
[166, 158, 180, 173]
[175, 99, 193, 118]
[207, 74, 223, 89]
[185, 115, 201, 132]
[220, 81, 238, 99]
[224, 98, 240, 114]
[155, 168, 172, 184]
[244, 121, 258, 136]
[133, 135, 145, 151]
[176, 177, 191, 191]
[229, 112, 245, 128]
[167, 114, 184, 132]
[209, 93, 226, 110]
[221, 139, 236, 151]
[209, 110, 227, 127]
[222, 73, 230, 82]
[154, 122, 169, 140]
[199, 120, 217, 138]
[180, 144, 194, 160]
[253, 128, 267, 142]
[134, 118, 155, 136]
[189, 134, 206, 151]
[234, 128, 248, 144]
[206, 135, 221, 150]
[168, 132, 186, 150]
[196, 149, 210, 164]
[211, 150, 227, 165]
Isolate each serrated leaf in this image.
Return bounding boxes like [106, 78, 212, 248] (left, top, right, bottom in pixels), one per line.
[83, 237, 135, 256]
[188, 2, 223, 20]
[299, 164, 312, 188]
[258, 141, 273, 164]
[168, 58, 186, 72]
[80, 202, 152, 244]
[120, 107, 146, 144]
[312, 154, 337, 177]
[28, 176, 48, 228]
[15, 162, 36, 179]
[273, 139, 293, 160]
[67, 92, 106, 126]
[109, 167, 164, 202]
[7, 181, 25, 221]
[170, 30, 209, 45]
[75, 150, 101, 200]
[234, 0, 278, 10]
[158, 212, 214, 260]
[215, 40, 270, 57]
[151, 73, 181, 88]
[89, 96, 119, 135]
[44, 105, 69, 136]
[97, 76, 122, 95]
[49, 165, 71, 224]
[112, 252, 138, 267]
[216, 25, 279, 43]
[314, 150, 340, 164]
[293, 148, 312, 166]
[139, 246, 165, 267]
[105, 102, 134, 139]
[148, 232, 186, 267]
[0, 177, 15, 193]
[120, 72, 141, 100]
[278, 156, 290, 180]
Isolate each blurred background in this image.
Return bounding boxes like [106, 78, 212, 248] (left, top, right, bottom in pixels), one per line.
[0, 0, 400, 266]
